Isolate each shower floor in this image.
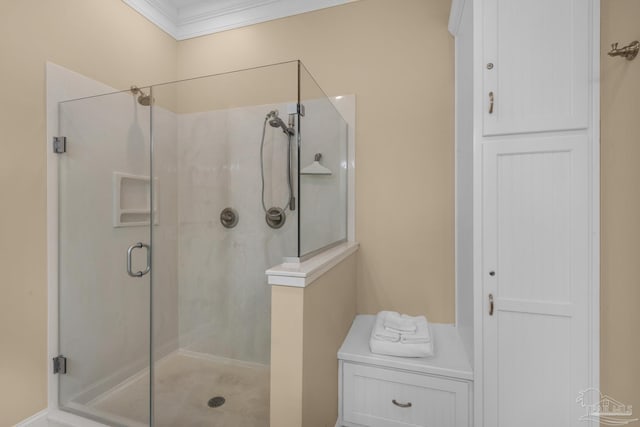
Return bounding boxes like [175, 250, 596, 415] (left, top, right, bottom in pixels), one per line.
[88, 352, 270, 427]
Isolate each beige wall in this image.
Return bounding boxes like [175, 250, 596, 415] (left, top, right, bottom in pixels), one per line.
[601, 0, 640, 417]
[270, 285, 305, 427]
[2, 0, 638, 424]
[176, 0, 640, 422]
[0, 1, 177, 424]
[2, 1, 451, 423]
[176, 0, 456, 321]
[270, 254, 357, 427]
[302, 255, 357, 427]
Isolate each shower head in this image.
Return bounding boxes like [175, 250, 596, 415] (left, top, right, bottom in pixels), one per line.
[267, 110, 294, 135]
[130, 86, 152, 106]
[138, 94, 152, 106]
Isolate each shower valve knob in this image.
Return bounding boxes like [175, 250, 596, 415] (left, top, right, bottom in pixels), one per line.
[220, 208, 239, 229]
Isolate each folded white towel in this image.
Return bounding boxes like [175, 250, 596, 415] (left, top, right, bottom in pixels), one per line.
[372, 312, 400, 342]
[400, 317, 431, 344]
[381, 312, 431, 344]
[369, 312, 434, 358]
[383, 311, 418, 333]
[374, 329, 400, 342]
[370, 328, 434, 358]
[369, 338, 434, 358]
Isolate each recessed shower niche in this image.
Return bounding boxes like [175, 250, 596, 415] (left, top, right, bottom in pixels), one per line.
[113, 172, 158, 227]
[50, 60, 350, 427]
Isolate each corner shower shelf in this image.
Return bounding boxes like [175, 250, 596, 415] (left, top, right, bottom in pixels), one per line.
[301, 153, 332, 175]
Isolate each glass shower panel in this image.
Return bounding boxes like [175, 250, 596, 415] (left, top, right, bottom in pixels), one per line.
[149, 61, 298, 426]
[298, 63, 349, 257]
[58, 89, 152, 426]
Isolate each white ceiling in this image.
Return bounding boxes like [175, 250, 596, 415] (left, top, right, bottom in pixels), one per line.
[122, 0, 354, 40]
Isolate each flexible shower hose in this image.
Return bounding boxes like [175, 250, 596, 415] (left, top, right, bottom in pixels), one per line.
[260, 117, 293, 219]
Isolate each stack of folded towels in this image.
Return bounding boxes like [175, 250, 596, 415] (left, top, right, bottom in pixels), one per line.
[369, 311, 433, 358]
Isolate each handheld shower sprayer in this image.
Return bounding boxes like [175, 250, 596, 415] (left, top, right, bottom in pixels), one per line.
[266, 110, 295, 135]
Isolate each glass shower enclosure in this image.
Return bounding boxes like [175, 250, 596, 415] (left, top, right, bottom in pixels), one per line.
[56, 61, 348, 426]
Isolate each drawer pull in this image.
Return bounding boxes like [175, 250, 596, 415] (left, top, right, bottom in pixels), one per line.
[392, 399, 412, 408]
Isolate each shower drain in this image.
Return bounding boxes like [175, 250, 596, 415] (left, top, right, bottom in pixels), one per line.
[208, 396, 226, 408]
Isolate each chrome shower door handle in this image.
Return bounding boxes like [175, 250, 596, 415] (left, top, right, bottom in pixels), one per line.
[127, 242, 151, 277]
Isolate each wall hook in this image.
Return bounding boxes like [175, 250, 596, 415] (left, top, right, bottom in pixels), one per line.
[608, 41, 640, 60]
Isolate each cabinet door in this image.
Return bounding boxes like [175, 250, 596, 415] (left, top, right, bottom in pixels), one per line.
[482, 0, 590, 135]
[482, 136, 592, 427]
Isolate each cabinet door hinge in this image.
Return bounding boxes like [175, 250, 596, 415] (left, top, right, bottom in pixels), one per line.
[53, 355, 67, 374]
[53, 136, 67, 154]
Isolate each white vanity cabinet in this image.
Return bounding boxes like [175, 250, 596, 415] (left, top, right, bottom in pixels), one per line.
[450, 0, 599, 426]
[337, 315, 472, 427]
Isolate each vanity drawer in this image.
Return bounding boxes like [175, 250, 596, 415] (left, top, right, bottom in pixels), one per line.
[342, 363, 469, 427]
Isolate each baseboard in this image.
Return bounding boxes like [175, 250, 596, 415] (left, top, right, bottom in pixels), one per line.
[14, 409, 48, 427]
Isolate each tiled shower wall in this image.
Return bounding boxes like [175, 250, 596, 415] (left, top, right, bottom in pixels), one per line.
[176, 104, 298, 364]
[174, 99, 347, 364]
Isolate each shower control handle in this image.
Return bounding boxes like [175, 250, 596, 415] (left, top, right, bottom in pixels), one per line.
[127, 242, 151, 277]
[220, 207, 239, 229]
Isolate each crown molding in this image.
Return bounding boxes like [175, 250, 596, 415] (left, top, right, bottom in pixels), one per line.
[123, 0, 354, 40]
[448, 0, 466, 36]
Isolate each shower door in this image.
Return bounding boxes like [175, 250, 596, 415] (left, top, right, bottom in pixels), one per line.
[57, 89, 152, 426]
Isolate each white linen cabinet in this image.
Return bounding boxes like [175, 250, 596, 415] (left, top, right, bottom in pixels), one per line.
[449, 0, 599, 426]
